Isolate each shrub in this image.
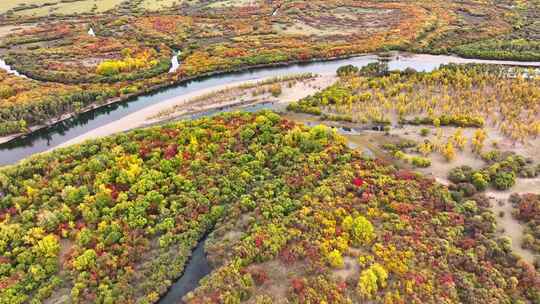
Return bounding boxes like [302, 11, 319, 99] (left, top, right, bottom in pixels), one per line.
[448, 166, 473, 184]
[337, 64, 359, 77]
[327, 249, 345, 268]
[457, 183, 477, 197]
[270, 84, 282, 97]
[472, 172, 489, 191]
[411, 156, 431, 168]
[493, 172, 516, 190]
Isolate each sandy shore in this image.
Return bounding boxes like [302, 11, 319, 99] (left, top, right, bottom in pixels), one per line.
[54, 72, 336, 149]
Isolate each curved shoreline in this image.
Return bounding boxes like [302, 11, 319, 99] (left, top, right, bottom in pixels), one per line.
[0, 53, 364, 146]
[2, 51, 540, 146]
[54, 72, 336, 149]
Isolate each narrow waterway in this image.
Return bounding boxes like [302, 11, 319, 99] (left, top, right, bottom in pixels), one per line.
[0, 58, 27, 78]
[169, 51, 181, 73]
[1, 53, 539, 167]
[158, 238, 211, 304]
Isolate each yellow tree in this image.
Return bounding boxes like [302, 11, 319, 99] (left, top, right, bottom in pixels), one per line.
[451, 128, 466, 151]
[471, 129, 487, 155]
[442, 140, 456, 162]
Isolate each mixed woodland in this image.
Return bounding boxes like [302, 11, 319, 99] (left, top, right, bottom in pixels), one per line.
[0, 112, 538, 303]
[0, 0, 539, 136]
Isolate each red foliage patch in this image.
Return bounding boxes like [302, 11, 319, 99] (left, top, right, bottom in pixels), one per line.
[352, 177, 364, 187]
[395, 170, 416, 180]
[254, 235, 265, 248]
[106, 184, 120, 200]
[439, 273, 455, 286]
[291, 278, 305, 295]
[139, 146, 150, 158]
[249, 267, 269, 285]
[164, 144, 178, 159]
[279, 247, 298, 265]
[391, 202, 415, 214]
[460, 238, 476, 250]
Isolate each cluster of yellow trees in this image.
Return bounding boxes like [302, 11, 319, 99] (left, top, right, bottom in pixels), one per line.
[320, 65, 540, 143]
[417, 128, 489, 162]
[96, 49, 159, 76]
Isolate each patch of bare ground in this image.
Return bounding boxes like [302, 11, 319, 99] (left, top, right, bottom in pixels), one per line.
[333, 256, 359, 282]
[486, 178, 540, 265]
[206, 213, 253, 268]
[0, 24, 36, 38]
[244, 260, 306, 304]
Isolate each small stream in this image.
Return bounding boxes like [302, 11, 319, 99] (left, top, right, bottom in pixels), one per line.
[169, 51, 181, 73]
[0, 58, 27, 78]
[158, 238, 211, 304]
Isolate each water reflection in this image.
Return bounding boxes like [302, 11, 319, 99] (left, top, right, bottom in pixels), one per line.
[1, 53, 539, 166]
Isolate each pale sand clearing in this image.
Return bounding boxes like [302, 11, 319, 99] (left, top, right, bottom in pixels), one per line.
[54, 73, 336, 149]
[390, 124, 540, 264]
[486, 178, 540, 265]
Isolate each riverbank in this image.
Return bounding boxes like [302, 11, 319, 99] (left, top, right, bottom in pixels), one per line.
[54, 73, 336, 148]
[0, 52, 365, 146]
[2, 51, 540, 146]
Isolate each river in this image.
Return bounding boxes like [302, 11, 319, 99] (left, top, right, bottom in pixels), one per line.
[1, 53, 540, 166]
[1, 52, 539, 302]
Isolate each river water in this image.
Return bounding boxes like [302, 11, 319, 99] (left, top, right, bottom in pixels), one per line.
[0, 58, 27, 78]
[1, 53, 539, 302]
[2, 53, 539, 166]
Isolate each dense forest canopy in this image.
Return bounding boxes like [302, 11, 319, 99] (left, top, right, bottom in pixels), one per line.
[1, 1, 540, 303]
[0, 112, 538, 303]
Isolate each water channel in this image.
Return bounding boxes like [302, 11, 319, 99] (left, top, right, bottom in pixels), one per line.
[2, 53, 539, 166]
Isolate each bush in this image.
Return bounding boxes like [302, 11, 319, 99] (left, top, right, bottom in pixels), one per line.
[411, 156, 431, 168]
[270, 84, 282, 97]
[457, 183, 477, 197]
[472, 172, 489, 191]
[448, 166, 473, 184]
[327, 249, 344, 268]
[337, 64, 359, 77]
[493, 172, 516, 190]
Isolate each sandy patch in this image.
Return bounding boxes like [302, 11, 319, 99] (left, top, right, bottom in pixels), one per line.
[486, 179, 540, 265]
[333, 256, 359, 282]
[54, 73, 336, 149]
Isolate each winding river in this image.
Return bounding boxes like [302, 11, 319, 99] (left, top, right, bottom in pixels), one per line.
[2, 53, 540, 166]
[1, 52, 540, 302]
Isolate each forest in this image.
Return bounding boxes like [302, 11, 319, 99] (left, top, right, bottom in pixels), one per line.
[0, 112, 538, 303]
[288, 64, 540, 143]
[0, 0, 539, 137]
[0, 1, 539, 303]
